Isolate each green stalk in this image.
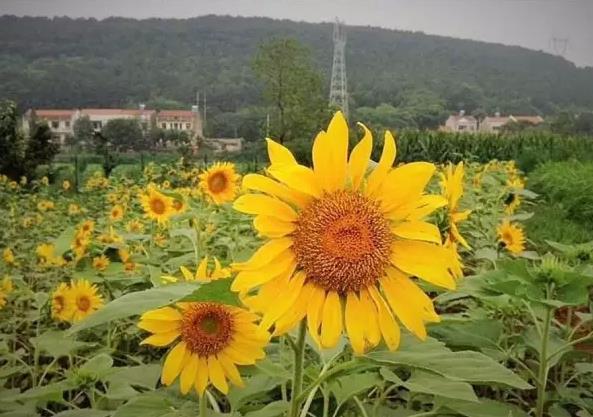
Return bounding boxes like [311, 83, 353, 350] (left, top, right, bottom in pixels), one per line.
[199, 391, 208, 417]
[289, 320, 307, 417]
[535, 304, 553, 417]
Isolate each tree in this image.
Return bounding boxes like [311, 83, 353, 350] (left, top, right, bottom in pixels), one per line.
[102, 118, 145, 152]
[73, 115, 94, 149]
[253, 38, 327, 145]
[23, 122, 59, 176]
[0, 101, 26, 179]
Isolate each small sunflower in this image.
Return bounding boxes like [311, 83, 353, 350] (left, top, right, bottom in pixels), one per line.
[109, 205, 125, 222]
[233, 112, 456, 354]
[497, 220, 526, 255]
[440, 162, 471, 249]
[0, 276, 14, 310]
[153, 233, 168, 247]
[68, 204, 81, 215]
[138, 303, 268, 395]
[92, 254, 110, 271]
[3, 248, 15, 266]
[164, 256, 230, 284]
[79, 220, 95, 236]
[172, 198, 187, 214]
[62, 180, 71, 191]
[504, 177, 525, 215]
[37, 243, 65, 267]
[69, 280, 104, 322]
[126, 219, 145, 234]
[140, 186, 175, 224]
[199, 163, 240, 205]
[51, 283, 74, 322]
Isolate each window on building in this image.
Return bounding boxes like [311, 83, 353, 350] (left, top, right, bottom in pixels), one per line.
[173, 123, 178, 130]
[459, 125, 466, 131]
[92, 121, 102, 130]
[186, 123, 191, 129]
[161, 123, 167, 129]
[51, 121, 59, 129]
[65, 121, 71, 128]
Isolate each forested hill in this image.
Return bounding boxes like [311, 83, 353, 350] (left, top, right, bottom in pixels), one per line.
[2, 14, 593, 118]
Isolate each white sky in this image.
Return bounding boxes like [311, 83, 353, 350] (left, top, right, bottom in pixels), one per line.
[1, 0, 592, 67]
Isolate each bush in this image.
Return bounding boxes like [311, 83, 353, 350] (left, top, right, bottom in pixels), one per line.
[110, 164, 142, 181]
[81, 164, 105, 183]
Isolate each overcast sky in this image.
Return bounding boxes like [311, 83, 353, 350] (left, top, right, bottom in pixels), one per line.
[2, 0, 592, 67]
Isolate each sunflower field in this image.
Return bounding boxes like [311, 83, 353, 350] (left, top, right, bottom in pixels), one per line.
[0, 112, 592, 417]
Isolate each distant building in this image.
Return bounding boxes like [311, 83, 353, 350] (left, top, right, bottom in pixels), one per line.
[24, 105, 205, 145]
[480, 113, 544, 133]
[203, 138, 243, 153]
[444, 111, 478, 133]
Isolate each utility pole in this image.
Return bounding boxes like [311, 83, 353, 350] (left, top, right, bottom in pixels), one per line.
[329, 18, 349, 119]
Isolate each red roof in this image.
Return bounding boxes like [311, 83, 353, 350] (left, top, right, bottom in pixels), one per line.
[512, 115, 544, 124]
[34, 109, 74, 119]
[81, 108, 155, 117]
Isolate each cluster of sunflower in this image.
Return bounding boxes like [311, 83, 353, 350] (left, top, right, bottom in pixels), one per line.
[139, 112, 472, 397]
[51, 279, 104, 323]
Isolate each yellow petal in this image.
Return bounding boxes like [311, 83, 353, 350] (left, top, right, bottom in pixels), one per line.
[390, 240, 456, 289]
[140, 330, 180, 347]
[180, 354, 199, 394]
[259, 270, 305, 329]
[367, 285, 401, 351]
[273, 283, 315, 335]
[392, 221, 442, 244]
[320, 291, 342, 348]
[254, 215, 296, 238]
[267, 164, 321, 198]
[207, 355, 229, 394]
[380, 275, 427, 340]
[345, 292, 365, 355]
[161, 342, 187, 385]
[313, 112, 348, 191]
[140, 306, 182, 321]
[359, 288, 381, 347]
[223, 345, 259, 365]
[378, 162, 436, 212]
[234, 194, 298, 222]
[348, 123, 373, 190]
[232, 252, 296, 293]
[366, 130, 396, 196]
[194, 356, 209, 395]
[386, 269, 440, 323]
[196, 257, 209, 279]
[218, 353, 244, 387]
[451, 223, 470, 250]
[242, 173, 310, 208]
[266, 138, 297, 167]
[180, 265, 195, 281]
[404, 195, 448, 220]
[306, 285, 326, 346]
[232, 237, 293, 271]
[138, 319, 179, 334]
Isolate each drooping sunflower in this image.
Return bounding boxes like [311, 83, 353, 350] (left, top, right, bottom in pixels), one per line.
[497, 220, 526, 255]
[51, 283, 74, 322]
[504, 177, 525, 215]
[139, 303, 268, 395]
[140, 186, 175, 224]
[109, 204, 125, 222]
[440, 162, 471, 249]
[164, 256, 231, 284]
[199, 163, 240, 205]
[233, 112, 456, 354]
[69, 280, 104, 322]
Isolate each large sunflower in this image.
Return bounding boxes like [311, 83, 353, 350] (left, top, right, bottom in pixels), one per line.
[139, 303, 268, 395]
[440, 162, 471, 249]
[140, 186, 175, 224]
[69, 280, 104, 322]
[232, 112, 456, 354]
[162, 256, 230, 284]
[199, 163, 240, 205]
[497, 220, 526, 255]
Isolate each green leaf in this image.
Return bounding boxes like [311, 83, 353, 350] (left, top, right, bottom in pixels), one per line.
[243, 401, 288, 417]
[182, 279, 240, 306]
[366, 334, 532, 389]
[328, 372, 380, 407]
[54, 226, 76, 256]
[30, 330, 93, 358]
[13, 381, 76, 402]
[105, 364, 161, 400]
[67, 282, 200, 334]
[380, 368, 478, 402]
[53, 410, 111, 417]
[79, 353, 114, 380]
[112, 391, 197, 417]
[429, 319, 502, 350]
[227, 375, 286, 410]
[439, 398, 529, 417]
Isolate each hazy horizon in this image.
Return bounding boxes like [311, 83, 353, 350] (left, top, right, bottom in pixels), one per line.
[1, 0, 592, 68]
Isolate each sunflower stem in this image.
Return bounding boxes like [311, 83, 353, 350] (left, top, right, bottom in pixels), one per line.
[535, 285, 554, 417]
[199, 391, 208, 417]
[289, 320, 307, 417]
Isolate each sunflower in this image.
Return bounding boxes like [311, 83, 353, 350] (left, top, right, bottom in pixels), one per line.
[71, 233, 89, 261]
[68, 204, 81, 215]
[232, 112, 455, 354]
[153, 233, 168, 247]
[109, 205, 125, 222]
[504, 177, 524, 215]
[62, 180, 71, 191]
[497, 220, 526, 255]
[172, 197, 187, 214]
[164, 257, 230, 284]
[440, 162, 471, 249]
[3, 248, 15, 266]
[69, 280, 104, 322]
[125, 219, 145, 234]
[0, 276, 14, 310]
[138, 302, 268, 395]
[93, 254, 110, 271]
[37, 243, 66, 267]
[140, 186, 175, 224]
[199, 163, 240, 205]
[51, 283, 74, 322]
[79, 220, 95, 236]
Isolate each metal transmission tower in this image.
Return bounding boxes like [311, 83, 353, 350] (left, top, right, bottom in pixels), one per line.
[329, 19, 349, 118]
[550, 37, 569, 57]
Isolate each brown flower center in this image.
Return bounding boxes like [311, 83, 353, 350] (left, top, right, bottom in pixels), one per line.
[77, 296, 90, 312]
[150, 197, 166, 215]
[208, 172, 228, 194]
[180, 303, 234, 356]
[173, 200, 183, 211]
[292, 190, 392, 293]
[54, 295, 65, 312]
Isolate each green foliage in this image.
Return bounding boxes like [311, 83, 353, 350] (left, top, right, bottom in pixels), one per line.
[252, 38, 327, 145]
[72, 116, 94, 149]
[102, 118, 145, 152]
